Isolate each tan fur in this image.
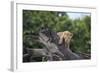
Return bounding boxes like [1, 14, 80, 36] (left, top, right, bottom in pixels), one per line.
[57, 31, 73, 48]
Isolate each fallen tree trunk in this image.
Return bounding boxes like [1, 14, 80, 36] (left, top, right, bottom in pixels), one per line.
[39, 27, 83, 60]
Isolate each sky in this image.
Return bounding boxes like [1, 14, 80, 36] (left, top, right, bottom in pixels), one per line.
[67, 12, 91, 20]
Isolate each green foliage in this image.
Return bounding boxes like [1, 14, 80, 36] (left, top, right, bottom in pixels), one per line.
[71, 16, 91, 54]
[23, 10, 91, 55]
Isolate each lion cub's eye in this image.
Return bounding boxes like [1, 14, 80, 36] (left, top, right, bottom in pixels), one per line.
[70, 33, 73, 37]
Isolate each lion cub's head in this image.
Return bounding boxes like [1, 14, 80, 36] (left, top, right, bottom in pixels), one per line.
[57, 31, 73, 45]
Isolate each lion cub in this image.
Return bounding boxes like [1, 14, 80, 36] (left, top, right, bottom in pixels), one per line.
[57, 31, 73, 48]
